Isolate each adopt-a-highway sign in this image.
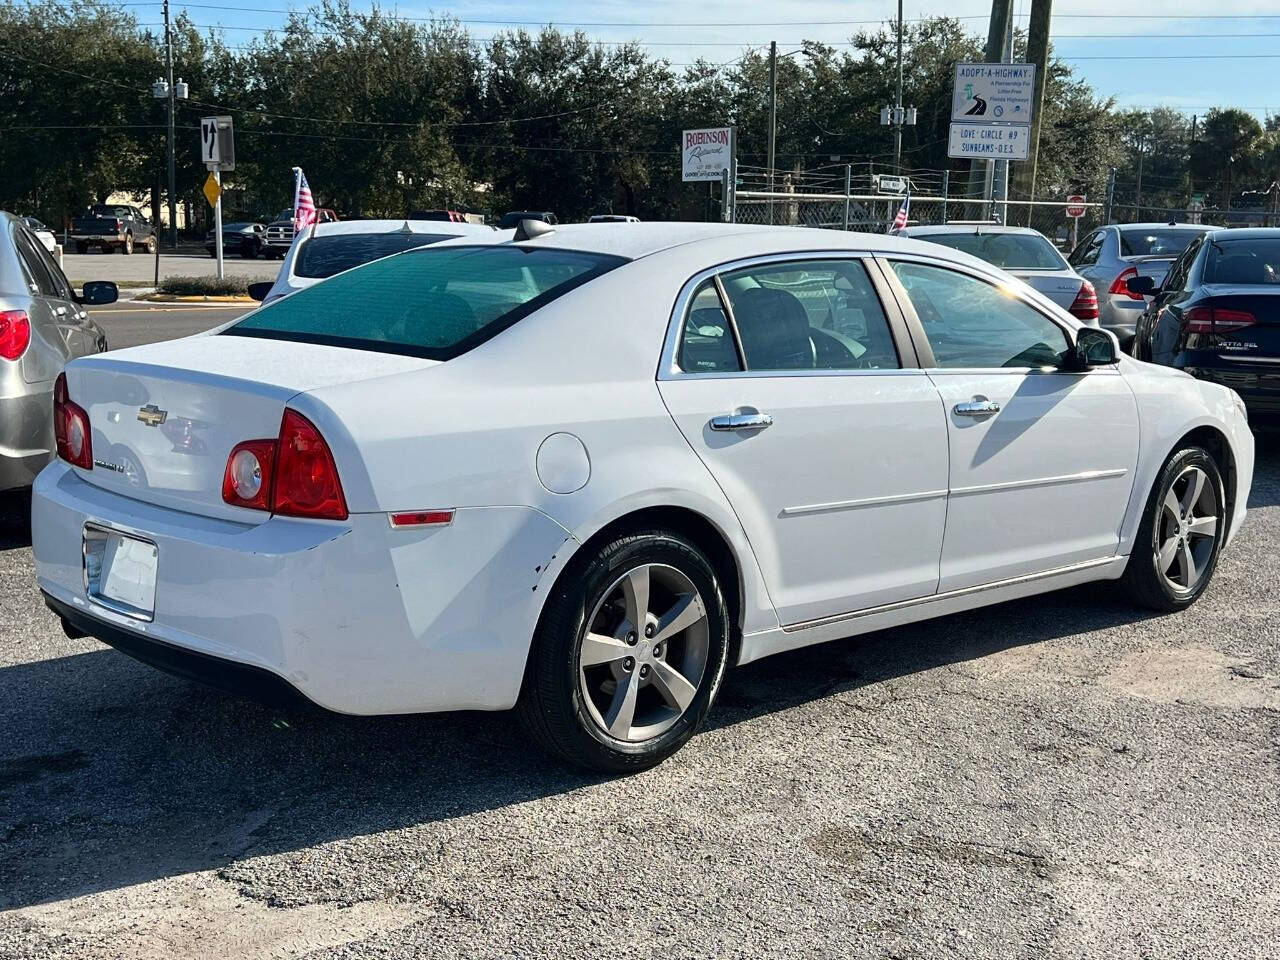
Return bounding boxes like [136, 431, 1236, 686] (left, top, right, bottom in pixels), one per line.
[947, 122, 1030, 161]
[952, 63, 1035, 125]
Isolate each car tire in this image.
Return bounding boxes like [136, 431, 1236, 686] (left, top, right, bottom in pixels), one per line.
[74, 241, 88, 255]
[145, 235, 157, 255]
[519, 528, 731, 773]
[122, 233, 134, 255]
[240, 242, 256, 260]
[1121, 446, 1226, 612]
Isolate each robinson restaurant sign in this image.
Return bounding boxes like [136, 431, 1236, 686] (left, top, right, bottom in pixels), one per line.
[682, 126, 736, 182]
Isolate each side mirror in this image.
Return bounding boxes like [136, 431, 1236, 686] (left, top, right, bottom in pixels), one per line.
[1125, 275, 1157, 297]
[78, 281, 118, 305]
[246, 281, 273, 302]
[1067, 326, 1120, 370]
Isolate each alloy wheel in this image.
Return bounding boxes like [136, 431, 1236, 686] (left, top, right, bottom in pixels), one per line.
[1155, 465, 1219, 594]
[577, 563, 710, 743]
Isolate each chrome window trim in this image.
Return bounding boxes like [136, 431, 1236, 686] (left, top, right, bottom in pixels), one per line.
[658, 249, 919, 381]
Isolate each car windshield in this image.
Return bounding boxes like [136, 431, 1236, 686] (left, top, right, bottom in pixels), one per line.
[1119, 228, 1201, 258]
[1204, 238, 1280, 285]
[227, 244, 626, 360]
[89, 205, 130, 218]
[273, 211, 293, 223]
[23, 218, 45, 230]
[294, 232, 457, 279]
[915, 231, 1066, 270]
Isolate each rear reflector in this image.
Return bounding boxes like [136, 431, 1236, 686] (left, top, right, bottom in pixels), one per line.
[53, 372, 93, 469]
[1068, 281, 1099, 321]
[1184, 306, 1257, 335]
[389, 510, 455, 528]
[0, 310, 31, 360]
[1109, 266, 1144, 301]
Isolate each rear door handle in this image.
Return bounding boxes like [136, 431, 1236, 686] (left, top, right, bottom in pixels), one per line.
[954, 397, 1001, 418]
[710, 412, 774, 432]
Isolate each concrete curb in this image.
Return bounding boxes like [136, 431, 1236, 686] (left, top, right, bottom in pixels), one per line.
[134, 293, 256, 303]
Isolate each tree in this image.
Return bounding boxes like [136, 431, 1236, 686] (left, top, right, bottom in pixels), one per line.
[1191, 108, 1263, 212]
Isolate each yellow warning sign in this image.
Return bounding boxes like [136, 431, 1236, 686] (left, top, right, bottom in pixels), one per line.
[202, 172, 222, 208]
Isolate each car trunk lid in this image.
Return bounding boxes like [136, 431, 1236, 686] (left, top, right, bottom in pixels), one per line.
[1008, 270, 1085, 310]
[64, 334, 436, 522]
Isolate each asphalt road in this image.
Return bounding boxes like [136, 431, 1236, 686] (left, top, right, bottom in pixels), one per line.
[0, 308, 1277, 957]
[87, 300, 251, 351]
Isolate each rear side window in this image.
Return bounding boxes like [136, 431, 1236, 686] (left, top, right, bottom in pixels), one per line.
[227, 245, 625, 360]
[1119, 229, 1201, 258]
[1204, 238, 1280, 285]
[916, 231, 1066, 270]
[1069, 230, 1104, 266]
[677, 281, 741, 374]
[294, 232, 454, 279]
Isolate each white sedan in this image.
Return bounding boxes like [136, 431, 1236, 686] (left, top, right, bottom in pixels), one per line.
[31, 223, 1254, 772]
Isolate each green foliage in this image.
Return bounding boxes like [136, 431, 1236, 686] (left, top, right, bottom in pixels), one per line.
[156, 273, 249, 296]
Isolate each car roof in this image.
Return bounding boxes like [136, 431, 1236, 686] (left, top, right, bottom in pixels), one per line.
[308, 219, 494, 237]
[907, 224, 1045, 237]
[1202, 227, 1280, 241]
[1113, 223, 1205, 231]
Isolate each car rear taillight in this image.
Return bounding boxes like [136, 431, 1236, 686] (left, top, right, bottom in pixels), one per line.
[0, 310, 30, 360]
[53, 372, 93, 469]
[1184, 307, 1257, 335]
[1109, 267, 1145, 301]
[1068, 281, 1099, 321]
[221, 409, 347, 520]
[115, 218, 124, 231]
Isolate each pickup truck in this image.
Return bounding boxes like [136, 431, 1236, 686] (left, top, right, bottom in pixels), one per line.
[69, 204, 157, 255]
[262, 207, 339, 259]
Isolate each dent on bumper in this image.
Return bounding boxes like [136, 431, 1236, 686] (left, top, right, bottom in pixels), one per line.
[32, 463, 573, 714]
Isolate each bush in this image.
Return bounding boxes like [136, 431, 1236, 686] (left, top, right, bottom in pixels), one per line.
[156, 275, 249, 297]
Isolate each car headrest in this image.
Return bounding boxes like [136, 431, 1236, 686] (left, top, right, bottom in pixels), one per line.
[732, 287, 813, 370]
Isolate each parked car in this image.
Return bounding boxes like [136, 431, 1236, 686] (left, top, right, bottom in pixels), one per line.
[496, 210, 557, 229]
[1130, 227, 1280, 429]
[0, 211, 114, 492]
[907, 224, 1098, 324]
[205, 222, 266, 259]
[1068, 223, 1206, 345]
[69, 203, 157, 255]
[589, 215, 640, 223]
[32, 224, 1253, 772]
[21, 217, 57, 254]
[262, 208, 339, 259]
[249, 218, 500, 304]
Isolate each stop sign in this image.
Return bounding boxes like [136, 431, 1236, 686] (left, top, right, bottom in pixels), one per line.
[1066, 194, 1087, 218]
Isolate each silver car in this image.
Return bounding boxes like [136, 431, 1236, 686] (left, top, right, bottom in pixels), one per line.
[1, 211, 115, 492]
[905, 224, 1100, 324]
[1067, 222, 1206, 344]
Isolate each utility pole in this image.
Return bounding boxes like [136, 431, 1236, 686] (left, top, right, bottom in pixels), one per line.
[992, 11, 1014, 222]
[767, 40, 777, 225]
[1016, 0, 1053, 224]
[1135, 134, 1146, 212]
[970, 0, 1014, 203]
[894, 0, 904, 171]
[163, 0, 177, 249]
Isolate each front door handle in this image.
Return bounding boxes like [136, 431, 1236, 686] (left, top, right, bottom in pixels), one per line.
[954, 397, 1001, 418]
[710, 412, 774, 432]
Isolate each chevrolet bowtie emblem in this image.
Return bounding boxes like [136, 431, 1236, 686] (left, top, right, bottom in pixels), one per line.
[137, 404, 168, 427]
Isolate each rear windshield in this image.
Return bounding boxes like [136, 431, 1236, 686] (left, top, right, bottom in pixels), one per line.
[1204, 238, 1280, 285]
[89, 205, 130, 218]
[916, 231, 1066, 270]
[1119, 228, 1201, 258]
[226, 244, 626, 360]
[294, 232, 455, 279]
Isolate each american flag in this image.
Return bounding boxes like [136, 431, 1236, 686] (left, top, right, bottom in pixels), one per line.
[292, 167, 316, 231]
[891, 189, 911, 233]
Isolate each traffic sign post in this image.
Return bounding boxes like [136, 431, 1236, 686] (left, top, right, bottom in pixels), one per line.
[200, 117, 233, 281]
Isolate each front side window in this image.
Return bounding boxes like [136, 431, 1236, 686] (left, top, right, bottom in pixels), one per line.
[227, 244, 625, 360]
[890, 261, 1070, 369]
[717, 259, 900, 372]
[294, 232, 455, 279]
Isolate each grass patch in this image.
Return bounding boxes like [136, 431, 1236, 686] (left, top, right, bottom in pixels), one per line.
[156, 274, 250, 297]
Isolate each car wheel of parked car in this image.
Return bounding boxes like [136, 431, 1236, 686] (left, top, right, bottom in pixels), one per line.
[1121, 446, 1226, 612]
[519, 528, 731, 772]
[74, 241, 87, 255]
[240, 241, 258, 260]
[122, 233, 134, 255]
[145, 235, 157, 255]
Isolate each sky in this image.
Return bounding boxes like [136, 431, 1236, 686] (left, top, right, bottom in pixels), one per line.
[120, 0, 1279, 121]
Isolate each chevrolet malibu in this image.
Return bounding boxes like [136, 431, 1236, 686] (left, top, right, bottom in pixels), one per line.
[32, 223, 1254, 772]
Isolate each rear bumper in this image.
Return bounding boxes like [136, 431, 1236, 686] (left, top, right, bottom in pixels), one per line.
[1183, 359, 1280, 429]
[0, 387, 54, 492]
[32, 462, 573, 714]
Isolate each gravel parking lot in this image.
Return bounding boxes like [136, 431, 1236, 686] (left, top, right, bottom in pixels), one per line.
[1, 308, 1277, 958]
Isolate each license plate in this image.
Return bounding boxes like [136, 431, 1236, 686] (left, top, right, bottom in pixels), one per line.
[83, 525, 158, 620]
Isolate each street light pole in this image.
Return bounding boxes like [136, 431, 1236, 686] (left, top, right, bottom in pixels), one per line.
[164, 0, 177, 249]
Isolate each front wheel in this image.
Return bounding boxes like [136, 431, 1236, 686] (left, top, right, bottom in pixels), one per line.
[519, 529, 731, 772]
[1121, 446, 1226, 612]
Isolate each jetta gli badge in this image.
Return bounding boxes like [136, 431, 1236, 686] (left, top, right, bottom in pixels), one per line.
[137, 404, 168, 427]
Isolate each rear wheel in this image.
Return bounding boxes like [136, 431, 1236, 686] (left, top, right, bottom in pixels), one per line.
[519, 529, 730, 772]
[1121, 446, 1226, 612]
[144, 235, 157, 255]
[121, 233, 134, 255]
